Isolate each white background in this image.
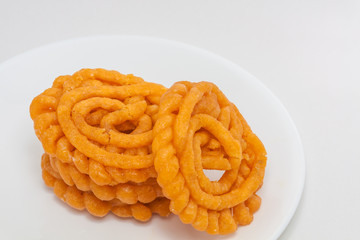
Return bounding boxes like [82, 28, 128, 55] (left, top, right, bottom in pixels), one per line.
[1, 0, 359, 239]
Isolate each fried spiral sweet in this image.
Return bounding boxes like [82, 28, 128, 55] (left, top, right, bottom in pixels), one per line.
[152, 81, 267, 234]
[41, 153, 170, 221]
[30, 69, 167, 185]
[42, 153, 163, 204]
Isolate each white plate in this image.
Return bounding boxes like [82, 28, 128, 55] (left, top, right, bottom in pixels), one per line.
[0, 36, 305, 240]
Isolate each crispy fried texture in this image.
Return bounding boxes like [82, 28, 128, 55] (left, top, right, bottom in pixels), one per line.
[30, 69, 167, 183]
[42, 153, 163, 203]
[42, 153, 170, 221]
[153, 81, 267, 234]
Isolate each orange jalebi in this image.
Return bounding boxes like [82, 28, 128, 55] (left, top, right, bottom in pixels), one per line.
[30, 69, 167, 185]
[41, 153, 170, 221]
[42, 153, 163, 204]
[152, 81, 267, 234]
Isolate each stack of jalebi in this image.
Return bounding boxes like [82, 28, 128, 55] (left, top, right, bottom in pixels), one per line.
[30, 69, 170, 221]
[30, 69, 267, 235]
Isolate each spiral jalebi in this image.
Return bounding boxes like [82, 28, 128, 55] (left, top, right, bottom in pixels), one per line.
[30, 69, 168, 221]
[42, 153, 170, 220]
[30, 69, 167, 185]
[152, 81, 266, 234]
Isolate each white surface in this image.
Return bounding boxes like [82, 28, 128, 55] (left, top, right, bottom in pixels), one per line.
[0, 0, 359, 239]
[0, 36, 304, 240]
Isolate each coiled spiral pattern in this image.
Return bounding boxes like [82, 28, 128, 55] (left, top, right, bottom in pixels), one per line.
[152, 81, 267, 234]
